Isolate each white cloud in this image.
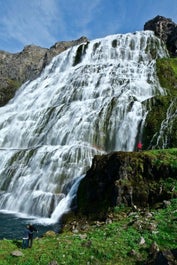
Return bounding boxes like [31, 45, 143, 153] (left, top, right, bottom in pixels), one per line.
[1, 0, 177, 52]
[0, 0, 62, 48]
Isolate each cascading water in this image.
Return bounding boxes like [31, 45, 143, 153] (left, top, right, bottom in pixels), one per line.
[149, 97, 177, 149]
[0, 30, 168, 224]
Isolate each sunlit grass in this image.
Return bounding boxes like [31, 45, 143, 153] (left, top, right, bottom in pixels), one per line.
[0, 198, 176, 265]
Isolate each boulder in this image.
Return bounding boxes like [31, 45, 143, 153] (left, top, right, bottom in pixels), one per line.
[11, 250, 24, 257]
[144, 15, 177, 57]
[145, 248, 177, 265]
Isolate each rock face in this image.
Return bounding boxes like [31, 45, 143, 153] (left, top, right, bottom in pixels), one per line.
[144, 15, 177, 57]
[76, 150, 177, 220]
[0, 36, 88, 106]
[145, 248, 177, 265]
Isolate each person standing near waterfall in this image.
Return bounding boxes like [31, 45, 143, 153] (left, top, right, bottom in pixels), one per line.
[22, 225, 31, 249]
[28, 224, 38, 248]
[137, 141, 143, 151]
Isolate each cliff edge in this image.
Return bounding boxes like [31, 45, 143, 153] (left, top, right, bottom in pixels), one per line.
[0, 36, 88, 106]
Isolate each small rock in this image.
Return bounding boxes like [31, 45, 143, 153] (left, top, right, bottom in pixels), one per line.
[48, 261, 58, 265]
[150, 241, 160, 254]
[79, 233, 87, 239]
[139, 236, 145, 245]
[81, 240, 92, 248]
[129, 249, 137, 256]
[163, 200, 171, 208]
[72, 229, 79, 233]
[44, 230, 56, 237]
[11, 250, 24, 257]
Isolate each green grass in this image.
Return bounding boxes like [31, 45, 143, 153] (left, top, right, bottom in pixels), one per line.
[0, 198, 176, 265]
[143, 58, 177, 149]
[156, 58, 177, 94]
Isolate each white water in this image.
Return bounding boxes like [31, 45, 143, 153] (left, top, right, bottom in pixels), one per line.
[0, 31, 168, 224]
[150, 97, 177, 148]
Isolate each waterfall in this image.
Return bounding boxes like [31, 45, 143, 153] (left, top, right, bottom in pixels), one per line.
[0, 30, 168, 223]
[150, 97, 177, 148]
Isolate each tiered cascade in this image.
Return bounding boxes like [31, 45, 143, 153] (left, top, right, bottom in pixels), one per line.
[0, 31, 168, 223]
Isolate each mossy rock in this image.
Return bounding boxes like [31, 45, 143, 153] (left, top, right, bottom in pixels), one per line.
[0, 79, 21, 106]
[76, 150, 177, 220]
[143, 58, 177, 149]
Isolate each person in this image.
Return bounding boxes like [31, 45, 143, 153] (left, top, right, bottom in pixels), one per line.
[28, 224, 38, 248]
[22, 225, 31, 249]
[137, 141, 143, 151]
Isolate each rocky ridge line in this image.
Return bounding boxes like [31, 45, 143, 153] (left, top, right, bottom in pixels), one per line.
[144, 15, 177, 57]
[0, 36, 88, 106]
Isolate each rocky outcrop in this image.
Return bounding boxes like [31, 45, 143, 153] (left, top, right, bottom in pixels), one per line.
[144, 15, 177, 57]
[145, 248, 177, 265]
[0, 36, 88, 106]
[76, 150, 177, 220]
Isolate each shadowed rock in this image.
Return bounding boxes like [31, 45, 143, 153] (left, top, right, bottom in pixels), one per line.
[76, 151, 177, 220]
[144, 15, 177, 57]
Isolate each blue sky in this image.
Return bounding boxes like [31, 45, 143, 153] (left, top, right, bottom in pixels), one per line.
[0, 0, 177, 53]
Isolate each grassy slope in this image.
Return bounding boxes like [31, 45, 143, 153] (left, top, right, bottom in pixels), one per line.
[156, 58, 177, 92]
[0, 149, 177, 265]
[0, 199, 176, 265]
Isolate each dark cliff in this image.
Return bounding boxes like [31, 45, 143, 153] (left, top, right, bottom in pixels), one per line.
[76, 149, 177, 220]
[0, 36, 88, 106]
[144, 15, 177, 57]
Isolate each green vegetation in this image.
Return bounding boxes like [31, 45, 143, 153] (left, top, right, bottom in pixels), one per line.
[0, 198, 176, 265]
[76, 149, 177, 221]
[0, 79, 21, 106]
[156, 58, 177, 93]
[143, 58, 177, 149]
[146, 148, 177, 165]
